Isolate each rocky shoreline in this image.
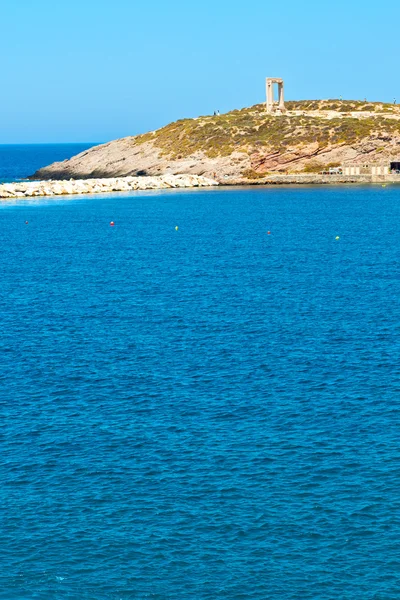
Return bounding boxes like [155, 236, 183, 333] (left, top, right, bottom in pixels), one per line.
[0, 174, 218, 199]
[1, 173, 398, 200]
[221, 173, 399, 185]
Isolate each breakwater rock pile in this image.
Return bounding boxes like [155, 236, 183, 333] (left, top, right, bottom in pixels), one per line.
[0, 174, 218, 199]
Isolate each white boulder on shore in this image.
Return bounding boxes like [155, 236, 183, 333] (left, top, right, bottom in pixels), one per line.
[0, 174, 218, 199]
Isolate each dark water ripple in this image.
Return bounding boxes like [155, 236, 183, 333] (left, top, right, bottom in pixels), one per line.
[1, 186, 400, 599]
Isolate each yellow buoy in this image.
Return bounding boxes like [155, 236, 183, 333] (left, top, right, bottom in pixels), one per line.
[175, 226, 179, 231]
[335, 236, 340, 240]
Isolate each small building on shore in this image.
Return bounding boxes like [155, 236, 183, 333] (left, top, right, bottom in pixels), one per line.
[342, 163, 393, 176]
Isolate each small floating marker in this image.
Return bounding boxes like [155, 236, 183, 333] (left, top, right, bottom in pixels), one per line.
[175, 226, 179, 231]
[25, 221, 28, 225]
[335, 236, 340, 240]
[382, 184, 387, 188]
[267, 231, 271, 235]
[110, 221, 115, 226]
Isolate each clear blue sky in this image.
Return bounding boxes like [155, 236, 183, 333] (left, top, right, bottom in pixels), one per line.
[1, 0, 397, 143]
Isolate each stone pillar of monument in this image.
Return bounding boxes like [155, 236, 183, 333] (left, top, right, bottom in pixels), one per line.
[278, 82, 285, 111]
[266, 79, 274, 113]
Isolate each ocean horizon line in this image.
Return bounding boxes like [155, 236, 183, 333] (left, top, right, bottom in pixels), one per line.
[0, 141, 102, 146]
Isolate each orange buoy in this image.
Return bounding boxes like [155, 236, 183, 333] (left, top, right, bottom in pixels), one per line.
[110, 221, 115, 226]
[267, 231, 271, 235]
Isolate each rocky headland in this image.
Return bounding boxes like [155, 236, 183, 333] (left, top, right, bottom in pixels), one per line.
[31, 100, 400, 184]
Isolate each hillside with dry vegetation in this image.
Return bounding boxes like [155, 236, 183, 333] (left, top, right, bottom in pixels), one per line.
[32, 100, 400, 182]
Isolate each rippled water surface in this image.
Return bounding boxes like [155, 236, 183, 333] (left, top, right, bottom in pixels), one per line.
[1, 185, 400, 599]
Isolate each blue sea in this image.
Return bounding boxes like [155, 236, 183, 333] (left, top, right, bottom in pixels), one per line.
[1, 146, 400, 599]
[0, 144, 97, 183]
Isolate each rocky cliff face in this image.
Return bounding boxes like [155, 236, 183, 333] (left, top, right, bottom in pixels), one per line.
[31, 100, 400, 182]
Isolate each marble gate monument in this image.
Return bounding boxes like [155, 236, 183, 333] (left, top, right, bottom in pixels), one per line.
[266, 78, 286, 114]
